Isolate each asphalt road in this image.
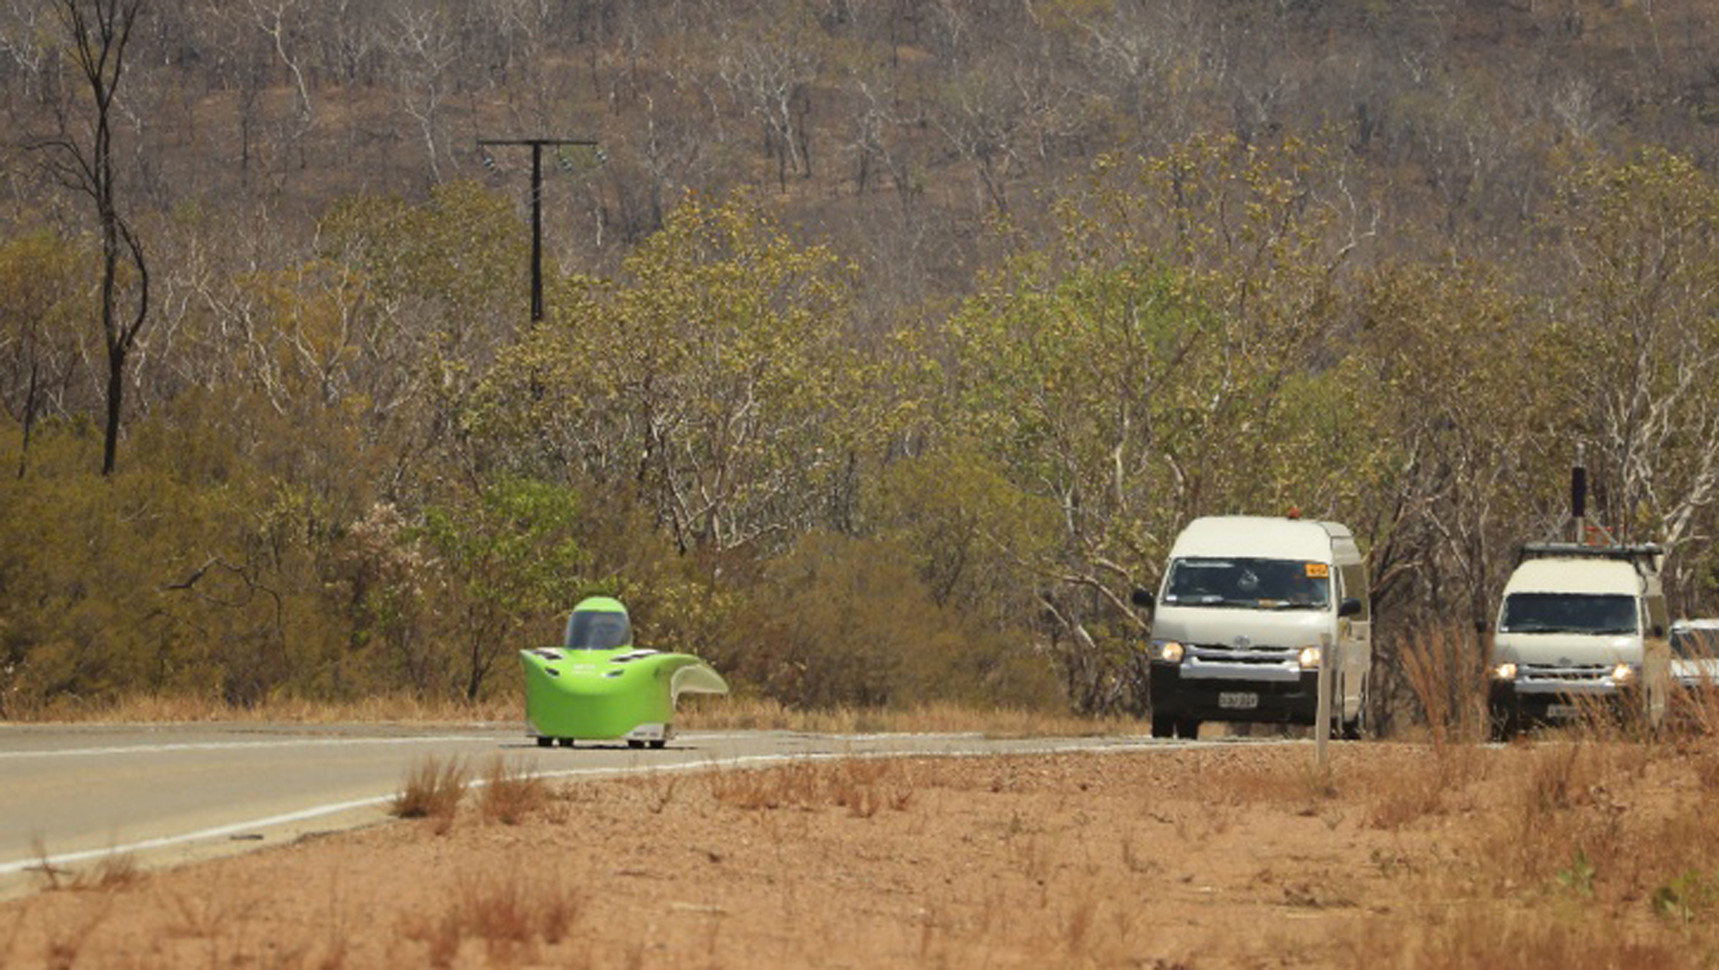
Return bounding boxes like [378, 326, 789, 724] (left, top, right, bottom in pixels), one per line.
[0, 722, 1166, 897]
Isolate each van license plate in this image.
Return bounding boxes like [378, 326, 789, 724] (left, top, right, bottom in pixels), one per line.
[1546, 703, 1580, 719]
[1218, 692, 1259, 710]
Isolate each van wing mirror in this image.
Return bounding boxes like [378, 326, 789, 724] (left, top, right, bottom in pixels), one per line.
[1130, 586, 1154, 610]
[1338, 597, 1362, 618]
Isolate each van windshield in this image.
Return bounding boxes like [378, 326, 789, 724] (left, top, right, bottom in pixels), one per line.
[1500, 593, 1636, 635]
[1161, 557, 1330, 610]
[1673, 626, 1719, 659]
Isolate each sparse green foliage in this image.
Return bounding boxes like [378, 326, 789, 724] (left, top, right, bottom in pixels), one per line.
[1653, 869, 1719, 923]
[10, 130, 1719, 725]
[1554, 849, 1597, 898]
[936, 135, 1371, 712]
[417, 477, 586, 702]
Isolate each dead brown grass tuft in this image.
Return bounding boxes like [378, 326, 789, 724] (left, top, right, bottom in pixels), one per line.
[403, 868, 582, 968]
[1362, 751, 1478, 830]
[708, 761, 823, 811]
[477, 757, 549, 826]
[682, 696, 1140, 738]
[830, 758, 916, 817]
[1347, 903, 1699, 970]
[38, 898, 110, 970]
[1399, 623, 1488, 749]
[390, 756, 468, 830]
[74, 853, 142, 893]
[707, 757, 918, 817]
[18, 840, 140, 896]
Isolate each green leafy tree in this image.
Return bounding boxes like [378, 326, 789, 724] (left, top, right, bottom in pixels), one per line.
[476, 191, 873, 555]
[0, 230, 88, 478]
[1541, 150, 1719, 605]
[743, 530, 1061, 710]
[418, 476, 585, 702]
[937, 136, 1369, 712]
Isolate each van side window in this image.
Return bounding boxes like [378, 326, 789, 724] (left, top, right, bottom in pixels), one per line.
[1339, 562, 1370, 620]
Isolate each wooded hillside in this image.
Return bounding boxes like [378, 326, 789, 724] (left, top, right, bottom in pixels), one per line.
[3, 0, 1719, 725]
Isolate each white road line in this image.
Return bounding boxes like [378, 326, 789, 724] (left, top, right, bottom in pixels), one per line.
[0, 737, 1172, 876]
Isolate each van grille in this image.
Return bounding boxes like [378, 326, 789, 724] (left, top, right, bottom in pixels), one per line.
[1520, 663, 1609, 683]
[1187, 645, 1296, 664]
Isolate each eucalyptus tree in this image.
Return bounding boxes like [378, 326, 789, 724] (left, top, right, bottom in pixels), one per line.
[0, 230, 87, 477]
[31, 0, 149, 476]
[476, 191, 871, 556]
[938, 135, 1374, 713]
[1544, 150, 1719, 611]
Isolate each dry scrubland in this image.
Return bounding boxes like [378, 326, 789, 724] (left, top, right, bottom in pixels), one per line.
[7, 694, 1145, 739]
[7, 732, 1719, 969]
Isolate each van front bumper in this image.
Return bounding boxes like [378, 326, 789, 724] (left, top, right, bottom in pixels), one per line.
[1488, 680, 1639, 726]
[1149, 663, 1321, 724]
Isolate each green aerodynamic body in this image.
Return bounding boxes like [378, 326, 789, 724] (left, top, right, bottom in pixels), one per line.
[521, 596, 728, 748]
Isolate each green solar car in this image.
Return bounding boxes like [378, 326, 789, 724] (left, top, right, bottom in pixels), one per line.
[520, 596, 728, 748]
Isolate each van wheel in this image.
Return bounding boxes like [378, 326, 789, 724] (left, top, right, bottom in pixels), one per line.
[1151, 715, 1177, 738]
[1177, 719, 1202, 740]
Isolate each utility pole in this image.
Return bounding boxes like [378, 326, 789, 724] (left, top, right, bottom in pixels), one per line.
[477, 137, 600, 322]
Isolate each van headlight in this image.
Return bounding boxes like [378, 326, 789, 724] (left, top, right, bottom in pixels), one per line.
[1491, 662, 1519, 682]
[1611, 663, 1637, 685]
[1151, 640, 1184, 663]
[1298, 646, 1321, 669]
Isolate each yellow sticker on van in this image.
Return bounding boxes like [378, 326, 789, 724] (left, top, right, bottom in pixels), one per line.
[1305, 563, 1330, 578]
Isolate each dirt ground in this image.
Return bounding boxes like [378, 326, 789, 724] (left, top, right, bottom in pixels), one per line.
[5, 738, 1719, 969]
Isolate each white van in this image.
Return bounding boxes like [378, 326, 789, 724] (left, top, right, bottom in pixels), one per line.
[1670, 618, 1719, 690]
[1136, 515, 1370, 739]
[1487, 543, 1670, 739]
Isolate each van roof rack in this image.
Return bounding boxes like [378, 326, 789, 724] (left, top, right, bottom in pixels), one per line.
[1516, 542, 1663, 568]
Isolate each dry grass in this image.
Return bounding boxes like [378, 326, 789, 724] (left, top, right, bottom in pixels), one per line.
[1398, 623, 1489, 749]
[390, 756, 469, 830]
[402, 867, 582, 969]
[476, 757, 551, 826]
[706, 757, 916, 817]
[19, 841, 142, 896]
[4, 692, 518, 725]
[13, 738, 1719, 968]
[73, 854, 142, 894]
[678, 695, 1142, 737]
[16, 729, 1719, 970]
[5, 691, 1146, 744]
[1346, 903, 1700, 970]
